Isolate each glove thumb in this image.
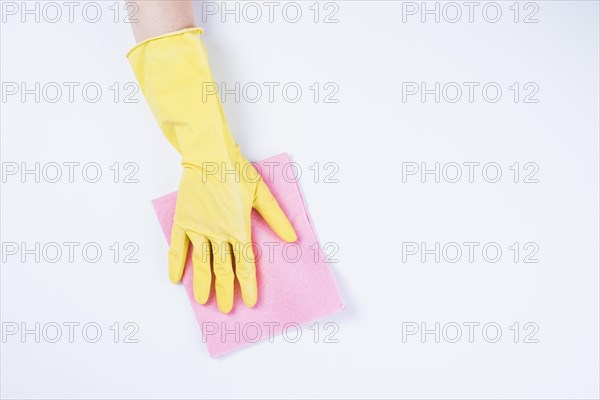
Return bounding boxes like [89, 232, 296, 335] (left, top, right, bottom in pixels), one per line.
[253, 178, 297, 242]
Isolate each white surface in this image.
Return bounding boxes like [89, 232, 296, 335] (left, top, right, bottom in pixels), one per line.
[1, 1, 598, 399]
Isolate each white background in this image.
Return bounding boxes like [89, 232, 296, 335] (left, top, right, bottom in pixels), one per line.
[1, 1, 599, 399]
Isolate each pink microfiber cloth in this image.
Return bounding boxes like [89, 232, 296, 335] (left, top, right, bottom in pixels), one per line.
[152, 153, 344, 357]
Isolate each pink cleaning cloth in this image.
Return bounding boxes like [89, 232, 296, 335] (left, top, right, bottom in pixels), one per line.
[152, 153, 344, 357]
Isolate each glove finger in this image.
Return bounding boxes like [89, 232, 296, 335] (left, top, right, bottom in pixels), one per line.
[211, 240, 235, 314]
[253, 178, 297, 242]
[188, 232, 212, 304]
[233, 241, 257, 308]
[168, 223, 189, 284]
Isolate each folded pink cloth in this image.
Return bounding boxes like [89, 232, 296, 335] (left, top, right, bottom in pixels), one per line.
[152, 153, 344, 357]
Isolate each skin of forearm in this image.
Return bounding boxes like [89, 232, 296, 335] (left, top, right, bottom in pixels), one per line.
[130, 0, 196, 43]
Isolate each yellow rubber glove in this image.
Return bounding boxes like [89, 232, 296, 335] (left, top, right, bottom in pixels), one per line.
[127, 28, 297, 313]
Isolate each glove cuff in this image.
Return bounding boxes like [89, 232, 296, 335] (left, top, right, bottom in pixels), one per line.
[126, 27, 204, 59]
